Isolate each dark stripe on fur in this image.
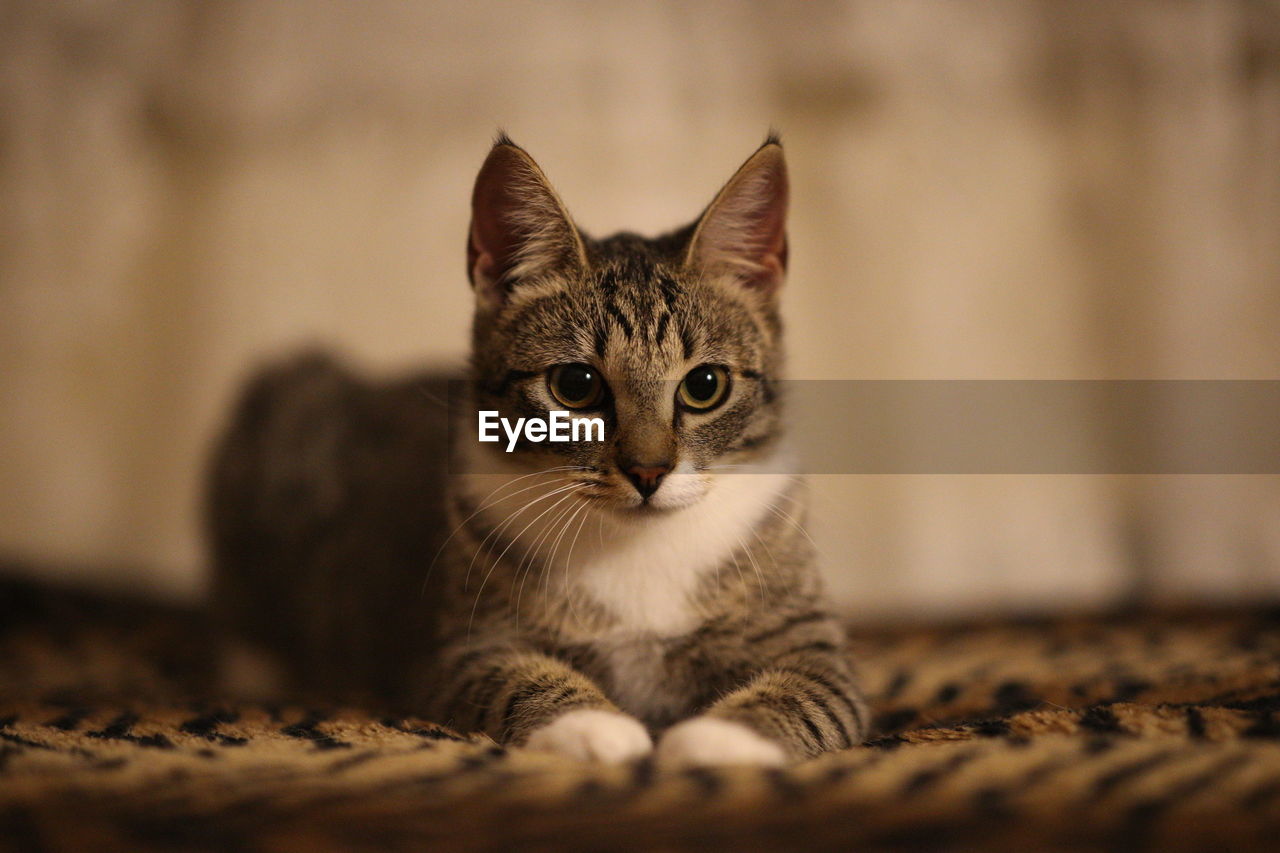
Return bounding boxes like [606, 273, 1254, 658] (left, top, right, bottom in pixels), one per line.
[748, 611, 828, 644]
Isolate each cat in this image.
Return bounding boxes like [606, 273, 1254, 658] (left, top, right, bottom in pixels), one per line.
[208, 134, 868, 766]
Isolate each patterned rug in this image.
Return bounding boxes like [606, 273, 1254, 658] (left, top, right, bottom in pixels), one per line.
[2, 576, 1279, 851]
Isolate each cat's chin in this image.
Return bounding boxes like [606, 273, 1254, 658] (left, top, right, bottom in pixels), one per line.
[619, 501, 691, 516]
[605, 491, 707, 516]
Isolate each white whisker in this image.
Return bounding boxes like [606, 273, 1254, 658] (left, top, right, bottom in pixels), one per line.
[558, 501, 594, 631]
[536, 498, 587, 624]
[513, 492, 584, 626]
[735, 530, 768, 606]
[764, 501, 818, 550]
[468, 484, 584, 637]
[421, 466, 585, 597]
[463, 481, 581, 594]
[509, 492, 575, 618]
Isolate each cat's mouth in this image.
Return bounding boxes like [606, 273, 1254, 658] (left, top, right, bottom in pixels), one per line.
[581, 487, 709, 517]
[573, 483, 695, 515]
[620, 500, 684, 515]
[575, 489, 663, 511]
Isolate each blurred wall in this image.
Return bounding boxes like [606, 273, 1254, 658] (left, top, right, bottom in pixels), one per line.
[2, 0, 1279, 616]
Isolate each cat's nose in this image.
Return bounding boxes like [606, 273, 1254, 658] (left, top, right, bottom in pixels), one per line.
[623, 461, 672, 500]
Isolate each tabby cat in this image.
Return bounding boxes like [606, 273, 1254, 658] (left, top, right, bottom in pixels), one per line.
[209, 135, 868, 765]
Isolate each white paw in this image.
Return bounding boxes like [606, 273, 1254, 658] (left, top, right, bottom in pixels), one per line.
[524, 709, 653, 763]
[657, 717, 788, 767]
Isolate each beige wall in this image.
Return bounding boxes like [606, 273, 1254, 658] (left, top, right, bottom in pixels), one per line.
[3, 1, 1279, 616]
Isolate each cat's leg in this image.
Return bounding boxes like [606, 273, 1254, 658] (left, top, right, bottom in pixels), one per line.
[430, 647, 652, 763]
[658, 617, 868, 766]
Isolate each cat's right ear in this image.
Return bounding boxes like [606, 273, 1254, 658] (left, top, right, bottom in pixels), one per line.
[467, 137, 587, 309]
[684, 136, 788, 295]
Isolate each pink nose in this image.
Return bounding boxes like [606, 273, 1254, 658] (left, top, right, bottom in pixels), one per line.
[624, 462, 672, 500]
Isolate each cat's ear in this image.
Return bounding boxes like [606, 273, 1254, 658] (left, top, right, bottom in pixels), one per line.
[467, 136, 587, 308]
[684, 136, 789, 294]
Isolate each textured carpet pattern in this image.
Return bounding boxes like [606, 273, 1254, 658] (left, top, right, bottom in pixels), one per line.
[2, 580, 1280, 851]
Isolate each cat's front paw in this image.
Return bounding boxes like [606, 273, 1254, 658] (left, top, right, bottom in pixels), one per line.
[657, 717, 788, 767]
[524, 709, 653, 763]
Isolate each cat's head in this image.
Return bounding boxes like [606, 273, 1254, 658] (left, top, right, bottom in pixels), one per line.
[465, 135, 788, 513]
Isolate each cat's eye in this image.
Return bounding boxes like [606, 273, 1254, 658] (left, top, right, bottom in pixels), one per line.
[548, 363, 605, 409]
[677, 365, 730, 411]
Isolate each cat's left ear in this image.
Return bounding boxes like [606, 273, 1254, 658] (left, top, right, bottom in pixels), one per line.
[684, 136, 788, 294]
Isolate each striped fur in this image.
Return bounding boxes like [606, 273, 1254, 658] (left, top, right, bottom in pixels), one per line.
[424, 137, 866, 763]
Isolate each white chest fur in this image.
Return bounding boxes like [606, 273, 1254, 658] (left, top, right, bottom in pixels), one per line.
[460, 456, 794, 723]
[460, 452, 794, 638]
[570, 469, 793, 636]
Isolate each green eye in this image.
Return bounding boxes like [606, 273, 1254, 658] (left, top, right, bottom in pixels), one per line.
[678, 365, 730, 411]
[548, 363, 605, 409]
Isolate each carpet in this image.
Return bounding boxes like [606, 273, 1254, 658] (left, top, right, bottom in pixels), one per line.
[2, 577, 1279, 851]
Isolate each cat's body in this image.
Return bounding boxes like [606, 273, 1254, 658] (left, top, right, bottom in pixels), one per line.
[209, 136, 868, 764]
